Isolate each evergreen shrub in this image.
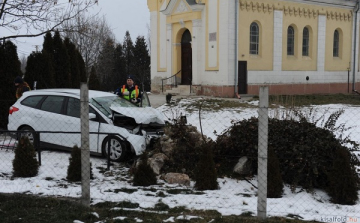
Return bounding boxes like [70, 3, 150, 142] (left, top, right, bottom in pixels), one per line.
[133, 152, 157, 186]
[267, 148, 283, 198]
[67, 145, 93, 182]
[194, 142, 219, 190]
[215, 116, 359, 204]
[327, 147, 359, 205]
[160, 124, 202, 178]
[12, 136, 39, 177]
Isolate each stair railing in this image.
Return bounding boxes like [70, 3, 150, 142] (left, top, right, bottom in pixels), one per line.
[161, 70, 181, 93]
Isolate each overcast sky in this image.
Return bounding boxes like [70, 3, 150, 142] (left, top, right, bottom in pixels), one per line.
[96, 0, 150, 43]
[6, 1, 150, 57]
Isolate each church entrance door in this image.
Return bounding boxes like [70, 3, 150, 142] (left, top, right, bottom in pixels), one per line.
[238, 61, 248, 94]
[181, 30, 192, 85]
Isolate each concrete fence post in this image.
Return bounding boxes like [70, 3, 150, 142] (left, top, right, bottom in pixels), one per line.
[80, 83, 90, 207]
[257, 86, 269, 220]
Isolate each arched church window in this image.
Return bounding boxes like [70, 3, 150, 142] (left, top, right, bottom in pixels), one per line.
[287, 26, 295, 56]
[333, 30, 339, 57]
[302, 27, 309, 56]
[249, 22, 259, 55]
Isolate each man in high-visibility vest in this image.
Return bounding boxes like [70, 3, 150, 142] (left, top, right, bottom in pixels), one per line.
[115, 75, 142, 104]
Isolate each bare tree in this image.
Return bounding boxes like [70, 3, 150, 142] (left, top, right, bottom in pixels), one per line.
[20, 54, 27, 74]
[146, 23, 151, 51]
[61, 12, 114, 80]
[0, 0, 98, 41]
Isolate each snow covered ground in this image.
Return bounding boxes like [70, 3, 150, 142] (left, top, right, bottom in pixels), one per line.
[0, 98, 359, 222]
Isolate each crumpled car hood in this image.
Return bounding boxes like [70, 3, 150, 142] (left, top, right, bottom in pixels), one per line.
[110, 106, 165, 125]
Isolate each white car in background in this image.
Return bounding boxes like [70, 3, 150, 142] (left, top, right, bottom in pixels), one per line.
[8, 89, 165, 162]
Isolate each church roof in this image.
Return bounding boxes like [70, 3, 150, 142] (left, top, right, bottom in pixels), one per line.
[161, 0, 204, 15]
[186, 0, 199, 5]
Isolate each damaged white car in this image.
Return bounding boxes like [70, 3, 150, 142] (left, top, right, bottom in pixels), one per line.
[8, 89, 165, 161]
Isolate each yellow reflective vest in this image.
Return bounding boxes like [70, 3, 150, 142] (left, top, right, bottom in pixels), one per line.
[121, 85, 139, 101]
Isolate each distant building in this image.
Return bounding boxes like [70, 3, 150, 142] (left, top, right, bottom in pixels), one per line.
[147, 0, 360, 96]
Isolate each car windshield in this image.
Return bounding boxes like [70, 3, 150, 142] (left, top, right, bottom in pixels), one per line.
[90, 96, 137, 117]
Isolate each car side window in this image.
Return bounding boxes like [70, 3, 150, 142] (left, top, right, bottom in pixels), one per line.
[67, 98, 80, 118]
[21, 96, 44, 108]
[40, 96, 65, 114]
[140, 92, 151, 107]
[66, 98, 96, 118]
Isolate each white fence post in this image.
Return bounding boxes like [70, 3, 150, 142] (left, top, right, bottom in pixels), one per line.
[80, 83, 90, 207]
[257, 86, 269, 219]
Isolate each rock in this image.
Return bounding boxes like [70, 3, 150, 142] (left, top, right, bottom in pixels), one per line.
[164, 173, 190, 186]
[160, 138, 175, 157]
[233, 156, 252, 175]
[148, 153, 168, 175]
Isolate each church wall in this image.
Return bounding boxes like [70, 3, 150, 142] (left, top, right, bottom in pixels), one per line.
[281, 11, 318, 71]
[280, 1, 320, 71]
[158, 2, 168, 71]
[205, 0, 219, 69]
[238, 0, 274, 71]
[200, 0, 236, 86]
[324, 10, 353, 71]
[240, 0, 356, 95]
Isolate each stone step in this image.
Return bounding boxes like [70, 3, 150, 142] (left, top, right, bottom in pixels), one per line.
[165, 85, 195, 96]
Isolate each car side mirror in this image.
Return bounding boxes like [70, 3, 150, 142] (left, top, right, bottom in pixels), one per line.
[89, 113, 96, 120]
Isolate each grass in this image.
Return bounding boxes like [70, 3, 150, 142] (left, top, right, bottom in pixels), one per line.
[268, 93, 360, 107]
[0, 193, 320, 223]
[169, 93, 360, 113]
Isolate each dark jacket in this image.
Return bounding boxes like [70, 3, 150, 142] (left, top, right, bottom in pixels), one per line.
[16, 82, 31, 99]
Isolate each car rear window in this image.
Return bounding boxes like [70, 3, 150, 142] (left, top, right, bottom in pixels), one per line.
[21, 96, 44, 108]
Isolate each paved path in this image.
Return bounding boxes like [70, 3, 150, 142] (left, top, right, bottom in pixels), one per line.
[148, 93, 167, 108]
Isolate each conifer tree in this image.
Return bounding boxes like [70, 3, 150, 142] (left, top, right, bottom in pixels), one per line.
[41, 51, 56, 88]
[13, 137, 39, 177]
[0, 41, 21, 129]
[53, 31, 71, 88]
[133, 36, 151, 91]
[123, 31, 135, 75]
[25, 52, 56, 89]
[97, 38, 116, 91]
[41, 32, 56, 88]
[88, 66, 101, 90]
[24, 52, 41, 89]
[42, 32, 54, 56]
[114, 43, 126, 87]
[64, 38, 81, 88]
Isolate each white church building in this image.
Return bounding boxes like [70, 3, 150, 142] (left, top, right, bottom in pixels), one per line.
[147, 0, 360, 97]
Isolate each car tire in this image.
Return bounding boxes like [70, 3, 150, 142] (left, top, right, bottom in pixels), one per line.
[102, 136, 127, 162]
[18, 126, 35, 145]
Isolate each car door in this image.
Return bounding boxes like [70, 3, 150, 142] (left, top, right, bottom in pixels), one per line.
[36, 95, 66, 146]
[62, 97, 100, 153]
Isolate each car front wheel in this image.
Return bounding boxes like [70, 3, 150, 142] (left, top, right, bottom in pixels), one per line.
[102, 136, 127, 162]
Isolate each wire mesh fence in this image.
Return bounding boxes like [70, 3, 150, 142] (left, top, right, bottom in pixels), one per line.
[0, 87, 360, 222]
